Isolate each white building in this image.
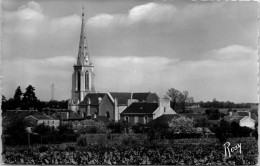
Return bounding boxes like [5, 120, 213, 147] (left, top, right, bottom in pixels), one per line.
[25, 114, 60, 129]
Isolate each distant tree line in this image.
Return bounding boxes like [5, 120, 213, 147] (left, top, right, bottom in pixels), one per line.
[1, 85, 68, 113]
[198, 98, 252, 108]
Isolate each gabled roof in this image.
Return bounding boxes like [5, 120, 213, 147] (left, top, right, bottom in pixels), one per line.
[251, 113, 258, 122]
[110, 92, 131, 105]
[80, 93, 106, 105]
[237, 111, 249, 117]
[121, 102, 158, 114]
[29, 114, 54, 120]
[132, 92, 159, 103]
[152, 114, 181, 122]
[55, 111, 83, 120]
[224, 116, 243, 123]
[3, 110, 44, 122]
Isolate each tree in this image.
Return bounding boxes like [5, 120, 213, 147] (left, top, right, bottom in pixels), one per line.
[5, 118, 27, 145]
[1, 95, 7, 112]
[168, 116, 196, 134]
[34, 123, 51, 144]
[166, 88, 194, 112]
[13, 86, 23, 109]
[57, 123, 74, 135]
[132, 123, 147, 133]
[106, 120, 129, 133]
[22, 85, 38, 109]
[166, 88, 182, 109]
[194, 116, 208, 127]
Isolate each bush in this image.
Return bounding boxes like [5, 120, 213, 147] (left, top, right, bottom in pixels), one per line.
[119, 134, 139, 147]
[39, 145, 48, 152]
[77, 134, 87, 146]
[132, 123, 146, 133]
[96, 135, 108, 147]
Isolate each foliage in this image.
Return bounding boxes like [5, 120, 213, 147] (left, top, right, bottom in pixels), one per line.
[5, 119, 27, 145]
[1, 95, 7, 112]
[119, 134, 139, 147]
[131, 123, 147, 133]
[33, 123, 52, 135]
[166, 88, 193, 112]
[77, 134, 87, 146]
[58, 123, 74, 135]
[194, 116, 208, 127]
[21, 85, 38, 110]
[106, 120, 130, 133]
[13, 86, 23, 108]
[205, 108, 222, 120]
[47, 100, 68, 109]
[199, 99, 252, 108]
[168, 116, 197, 134]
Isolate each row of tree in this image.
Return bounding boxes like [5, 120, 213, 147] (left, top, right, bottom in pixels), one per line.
[198, 98, 253, 108]
[166, 88, 254, 111]
[1, 85, 68, 113]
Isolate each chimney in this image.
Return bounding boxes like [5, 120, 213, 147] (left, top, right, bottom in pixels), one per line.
[127, 99, 132, 107]
[248, 111, 251, 118]
[229, 111, 232, 117]
[114, 98, 118, 121]
[161, 97, 170, 108]
[98, 97, 102, 104]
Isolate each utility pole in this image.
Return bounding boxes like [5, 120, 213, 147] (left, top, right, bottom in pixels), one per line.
[51, 83, 55, 101]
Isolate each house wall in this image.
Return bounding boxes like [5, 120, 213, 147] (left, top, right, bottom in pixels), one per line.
[115, 106, 127, 121]
[120, 115, 153, 124]
[240, 117, 255, 129]
[99, 95, 115, 120]
[37, 119, 60, 129]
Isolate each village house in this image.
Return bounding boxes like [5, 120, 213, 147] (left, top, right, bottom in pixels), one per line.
[224, 110, 258, 129]
[24, 114, 60, 129]
[120, 97, 176, 124]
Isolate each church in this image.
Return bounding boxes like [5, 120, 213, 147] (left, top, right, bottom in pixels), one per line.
[68, 11, 176, 123]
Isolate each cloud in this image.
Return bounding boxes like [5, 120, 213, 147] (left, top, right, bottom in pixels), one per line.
[2, 56, 75, 100]
[92, 44, 257, 102]
[3, 1, 81, 39]
[128, 2, 176, 22]
[205, 45, 257, 62]
[87, 2, 176, 27]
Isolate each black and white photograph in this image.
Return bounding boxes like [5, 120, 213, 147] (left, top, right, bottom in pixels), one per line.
[1, 0, 259, 165]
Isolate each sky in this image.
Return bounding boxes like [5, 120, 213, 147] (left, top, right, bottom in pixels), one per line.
[1, 0, 259, 103]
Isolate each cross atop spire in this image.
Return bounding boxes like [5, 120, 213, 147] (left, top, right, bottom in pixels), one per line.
[77, 8, 90, 66]
[82, 6, 84, 16]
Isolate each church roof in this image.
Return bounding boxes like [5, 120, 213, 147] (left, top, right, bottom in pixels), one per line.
[110, 92, 131, 105]
[121, 102, 158, 114]
[132, 92, 159, 103]
[80, 93, 106, 105]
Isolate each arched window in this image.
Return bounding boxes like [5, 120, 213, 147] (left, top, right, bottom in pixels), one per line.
[77, 71, 81, 91]
[106, 111, 110, 119]
[85, 71, 89, 90]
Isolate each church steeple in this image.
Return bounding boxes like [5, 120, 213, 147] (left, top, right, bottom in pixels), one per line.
[77, 8, 90, 66]
[70, 7, 95, 109]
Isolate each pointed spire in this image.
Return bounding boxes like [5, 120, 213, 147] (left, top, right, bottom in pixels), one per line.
[77, 7, 90, 66]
